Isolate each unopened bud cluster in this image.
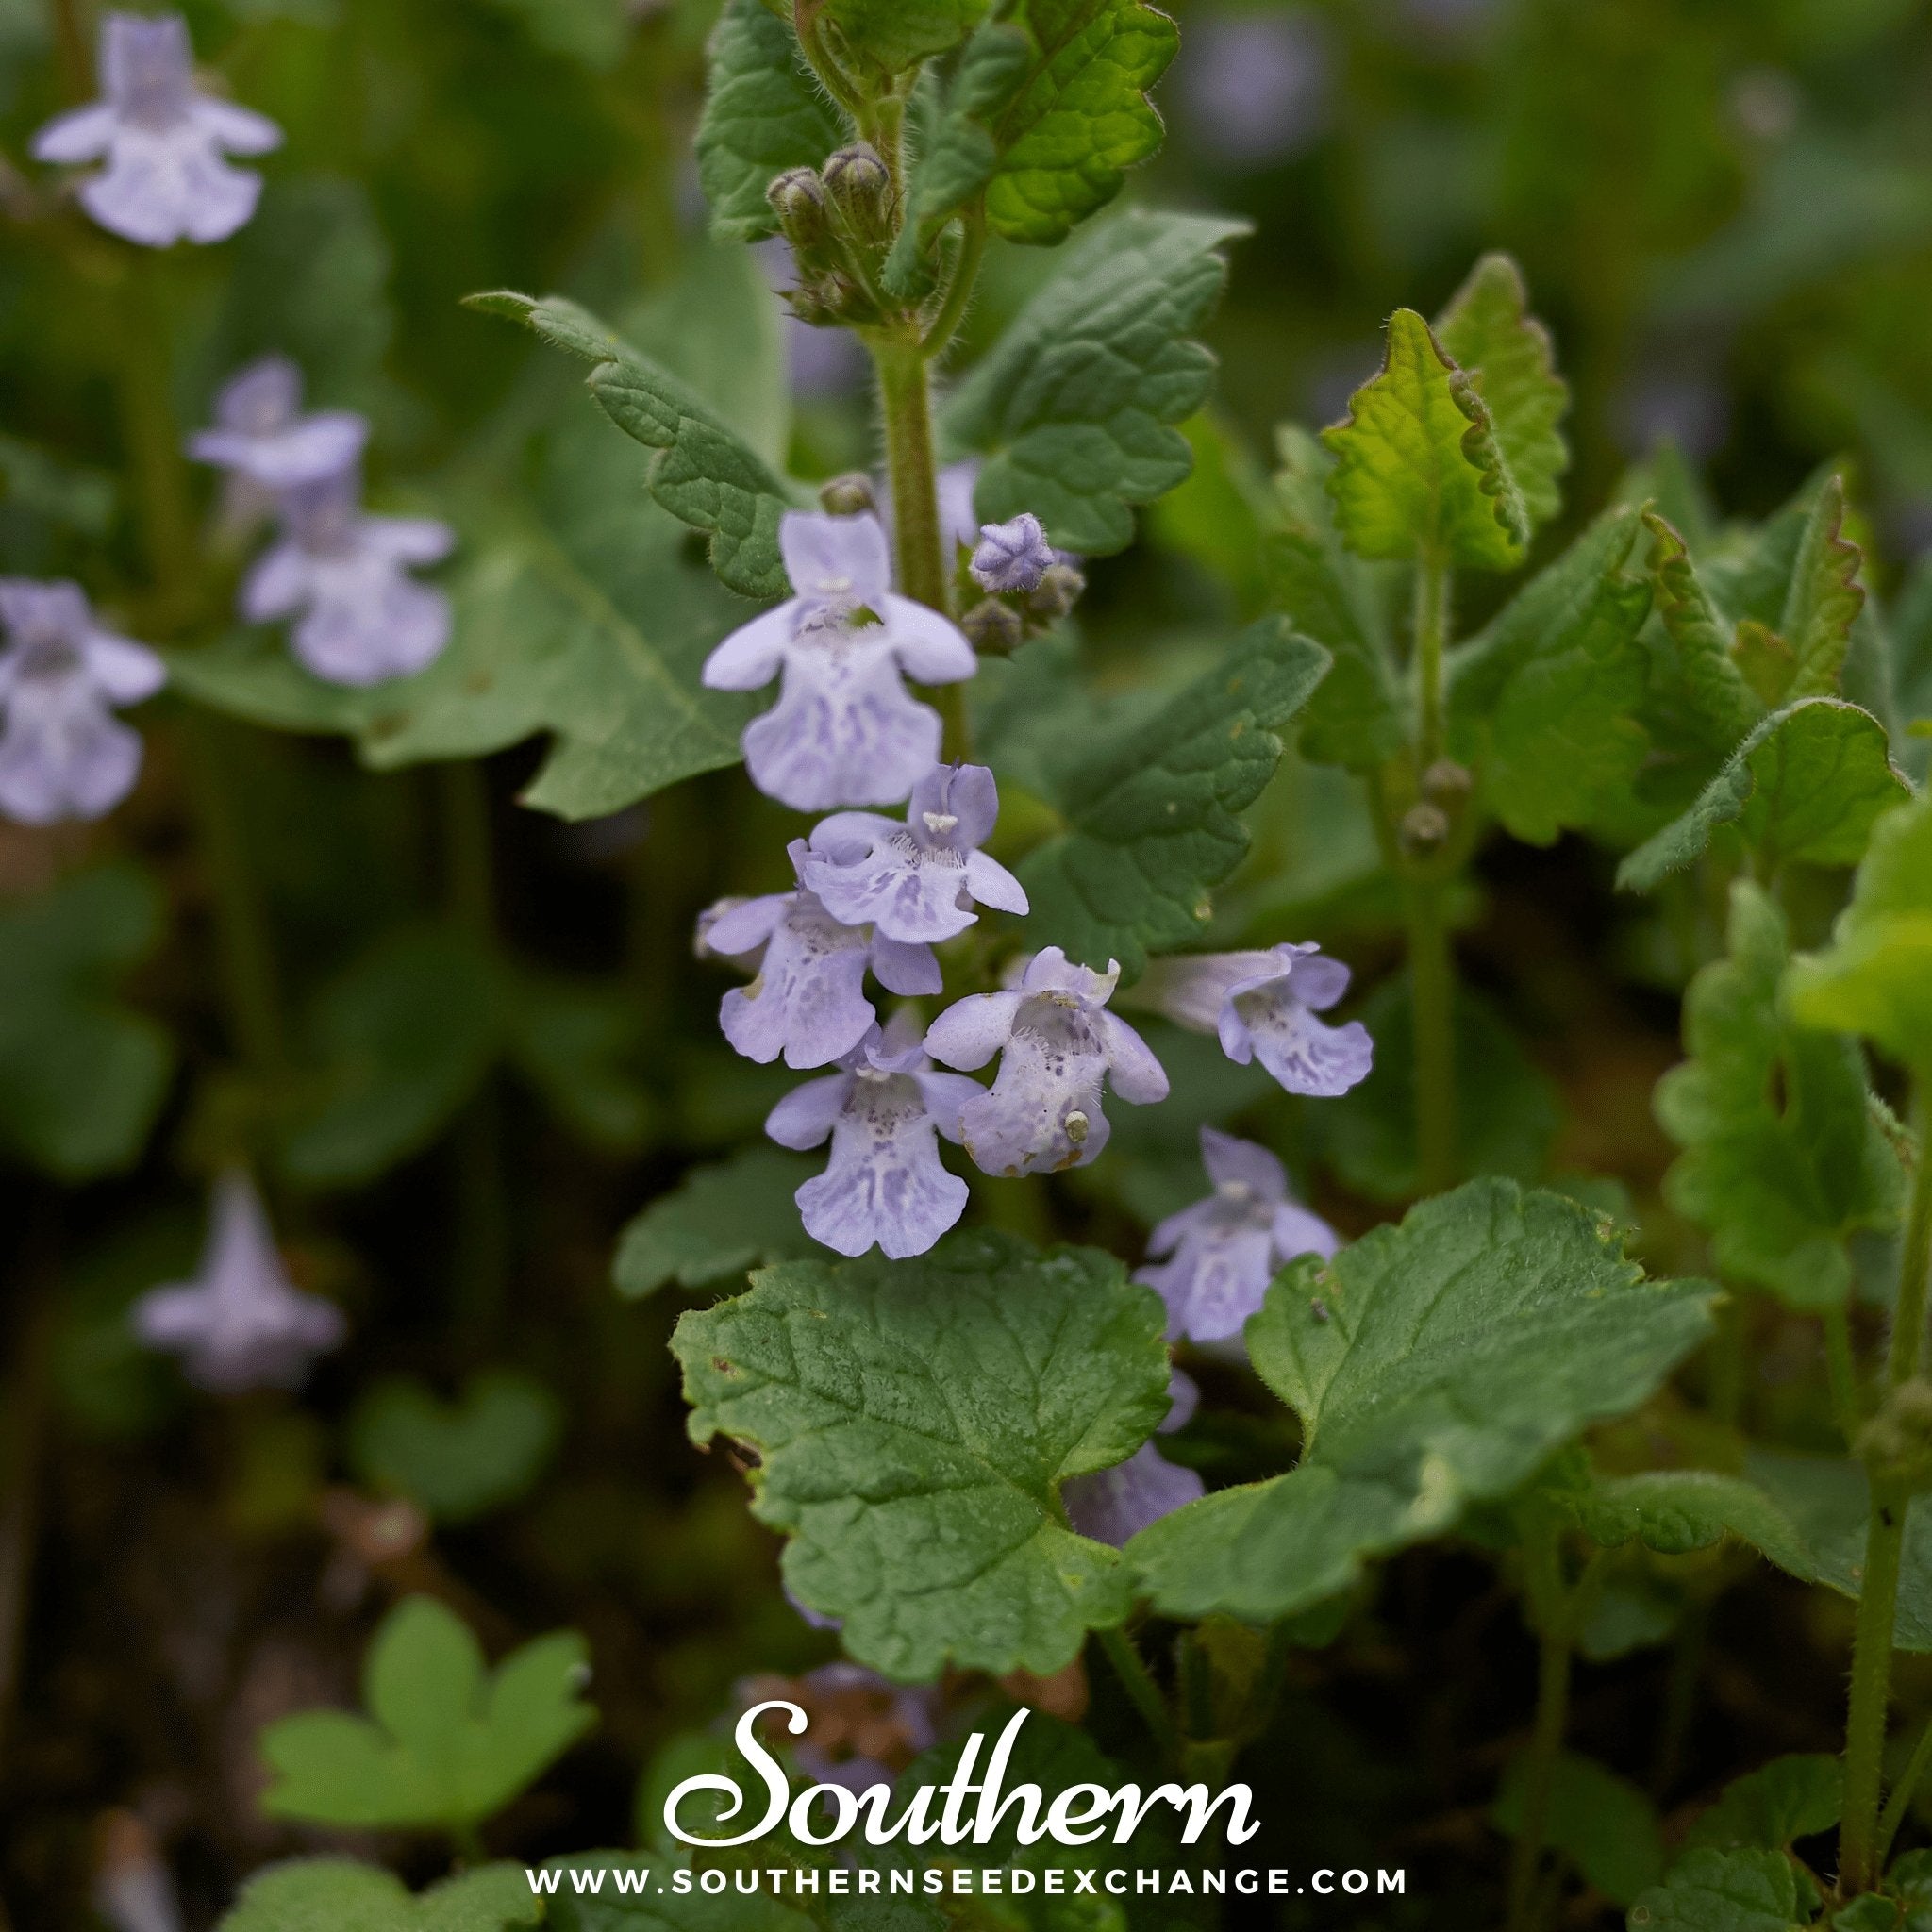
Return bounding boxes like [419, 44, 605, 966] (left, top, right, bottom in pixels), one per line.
[766, 143, 898, 328]
[958, 514, 1084, 656]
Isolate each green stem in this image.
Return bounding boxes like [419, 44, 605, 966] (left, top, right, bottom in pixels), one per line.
[1507, 1531, 1591, 1932]
[186, 711, 290, 1087]
[1413, 554, 1450, 771]
[792, 1, 864, 121]
[1876, 1711, 1932, 1870]
[1097, 1624, 1175, 1759]
[113, 255, 198, 621]
[1840, 1091, 1932, 1895]
[1407, 875, 1457, 1197]
[922, 208, 986, 358]
[1824, 1304, 1861, 1448]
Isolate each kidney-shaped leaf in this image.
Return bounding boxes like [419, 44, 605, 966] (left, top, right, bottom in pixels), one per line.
[219, 1858, 541, 1932]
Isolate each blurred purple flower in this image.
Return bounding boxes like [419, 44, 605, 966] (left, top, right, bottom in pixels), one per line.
[925, 948, 1169, 1177]
[970, 513, 1055, 594]
[701, 841, 941, 1069]
[1613, 373, 1729, 462]
[766, 1018, 983, 1258]
[32, 12, 281, 247]
[1138, 1126, 1339, 1342]
[241, 463, 454, 687]
[1178, 10, 1330, 170]
[131, 1172, 345, 1393]
[0, 580, 164, 825]
[738, 1662, 940, 1796]
[801, 762, 1027, 944]
[1139, 942, 1373, 1098]
[1063, 1369, 1205, 1545]
[188, 356, 368, 491]
[702, 510, 976, 811]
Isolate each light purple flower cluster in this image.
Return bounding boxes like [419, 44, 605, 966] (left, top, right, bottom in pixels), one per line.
[1063, 1369, 1205, 1546]
[32, 12, 281, 248]
[131, 1172, 345, 1393]
[1137, 941, 1374, 1097]
[191, 358, 454, 687]
[0, 580, 164, 825]
[1139, 1126, 1338, 1342]
[702, 510, 975, 811]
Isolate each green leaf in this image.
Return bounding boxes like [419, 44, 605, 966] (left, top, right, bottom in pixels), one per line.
[1307, 977, 1560, 1205]
[1745, 1448, 1932, 1650]
[1656, 882, 1904, 1308]
[1493, 1751, 1664, 1907]
[1641, 509, 1766, 752]
[1777, 474, 1867, 703]
[1433, 252, 1569, 533]
[470, 291, 798, 598]
[694, 0, 843, 242]
[279, 926, 502, 1189]
[0, 868, 173, 1179]
[541, 1855, 814, 1931]
[1267, 425, 1406, 772]
[1014, 619, 1330, 978]
[824, 0, 989, 72]
[1785, 794, 1932, 1078]
[1683, 1756, 1843, 1854]
[507, 974, 656, 1152]
[218, 1858, 541, 1932]
[259, 1596, 596, 1831]
[942, 208, 1248, 555]
[1447, 504, 1654, 843]
[1560, 1467, 1813, 1573]
[1617, 700, 1910, 894]
[613, 1147, 821, 1298]
[671, 1229, 1171, 1679]
[891, 0, 1177, 265]
[348, 1373, 562, 1524]
[1321, 308, 1528, 572]
[1129, 1181, 1716, 1622]
[1626, 1847, 1814, 1931]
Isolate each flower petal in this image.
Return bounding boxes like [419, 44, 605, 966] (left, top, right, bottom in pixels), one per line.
[796, 1080, 967, 1258]
[963, 850, 1028, 916]
[868, 934, 942, 996]
[779, 509, 891, 608]
[878, 593, 977, 683]
[1062, 1443, 1204, 1547]
[765, 1071, 854, 1149]
[1198, 1125, 1287, 1201]
[1099, 1012, 1169, 1104]
[923, 989, 1022, 1071]
[702, 601, 794, 691]
[1237, 990, 1374, 1098]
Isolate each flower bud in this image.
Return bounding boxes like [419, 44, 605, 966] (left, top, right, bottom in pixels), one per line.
[819, 473, 877, 517]
[1024, 560, 1086, 623]
[1421, 758, 1474, 807]
[823, 142, 892, 247]
[786, 269, 865, 327]
[961, 596, 1024, 656]
[1398, 802, 1450, 857]
[766, 167, 830, 251]
[972, 512, 1056, 594]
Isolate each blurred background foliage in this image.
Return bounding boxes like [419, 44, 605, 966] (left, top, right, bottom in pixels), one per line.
[3, 0, 1932, 1924]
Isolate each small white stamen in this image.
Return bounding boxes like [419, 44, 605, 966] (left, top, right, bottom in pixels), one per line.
[922, 811, 959, 835]
[1065, 1110, 1089, 1144]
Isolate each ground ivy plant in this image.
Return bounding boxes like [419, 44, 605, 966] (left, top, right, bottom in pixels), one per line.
[3, 2, 1929, 1929]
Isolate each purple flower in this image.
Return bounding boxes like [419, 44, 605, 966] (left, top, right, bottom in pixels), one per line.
[0, 581, 164, 825]
[188, 356, 368, 491]
[738, 1663, 940, 1796]
[1137, 942, 1374, 1097]
[703, 511, 975, 811]
[701, 841, 941, 1069]
[1138, 1126, 1339, 1342]
[800, 762, 1028, 944]
[31, 12, 281, 247]
[924, 948, 1169, 1177]
[241, 464, 454, 687]
[766, 1019, 983, 1258]
[1177, 10, 1330, 170]
[970, 513, 1055, 595]
[937, 461, 982, 558]
[130, 1172, 345, 1393]
[1063, 1369, 1205, 1546]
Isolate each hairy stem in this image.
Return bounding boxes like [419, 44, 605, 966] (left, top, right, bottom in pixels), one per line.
[922, 208, 986, 358]
[1840, 1092, 1931, 1894]
[1097, 1624, 1176, 1759]
[1407, 876, 1457, 1197]
[1876, 1710, 1932, 1870]
[1507, 1529, 1576, 1932]
[1824, 1304, 1861, 1447]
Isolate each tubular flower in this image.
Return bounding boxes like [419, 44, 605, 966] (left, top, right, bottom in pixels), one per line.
[1139, 1126, 1340, 1342]
[924, 947, 1169, 1176]
[188, 356, 368, 491]
[970, 512, 1055, 594]
[130, 1172, 345, 1393]
[801, 762, 1028, 944]
[241, 463, 454, 687]
[1137, 941, 1374, 1097]
[1063, 1370, 1206, 1546]
[0, 580, 164, 825]
[32, 12, 281, 247]
[700, 841, 941, 1070]
[765, 1018, 983, 1259]
[700, 510, 976, 811]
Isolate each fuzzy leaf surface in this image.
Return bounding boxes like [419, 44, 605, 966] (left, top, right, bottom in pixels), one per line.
[1625, 1848, 1813, 1932]
[672, 1230, 1172, 1680]
[1129, 1181, 1716, 1622]
[1656, 883, 1903, 1308]
[1448, 504, 1653, 843]
[824, 0, 990, 73]
[1014, 619, 1329, 978]
[259, 1597, 596, 1830]
[1322, 308, 1527, 571]
[695, 0, 844, 241]
[1433, 252, 1569, 532]
[218, 1859, 541, 1932]
[942, 208, 1247, 554]
[1617, 699, 1909, 893]
[1682, 1756, 1843, 1854]
[613, 1147, 821, 1298]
